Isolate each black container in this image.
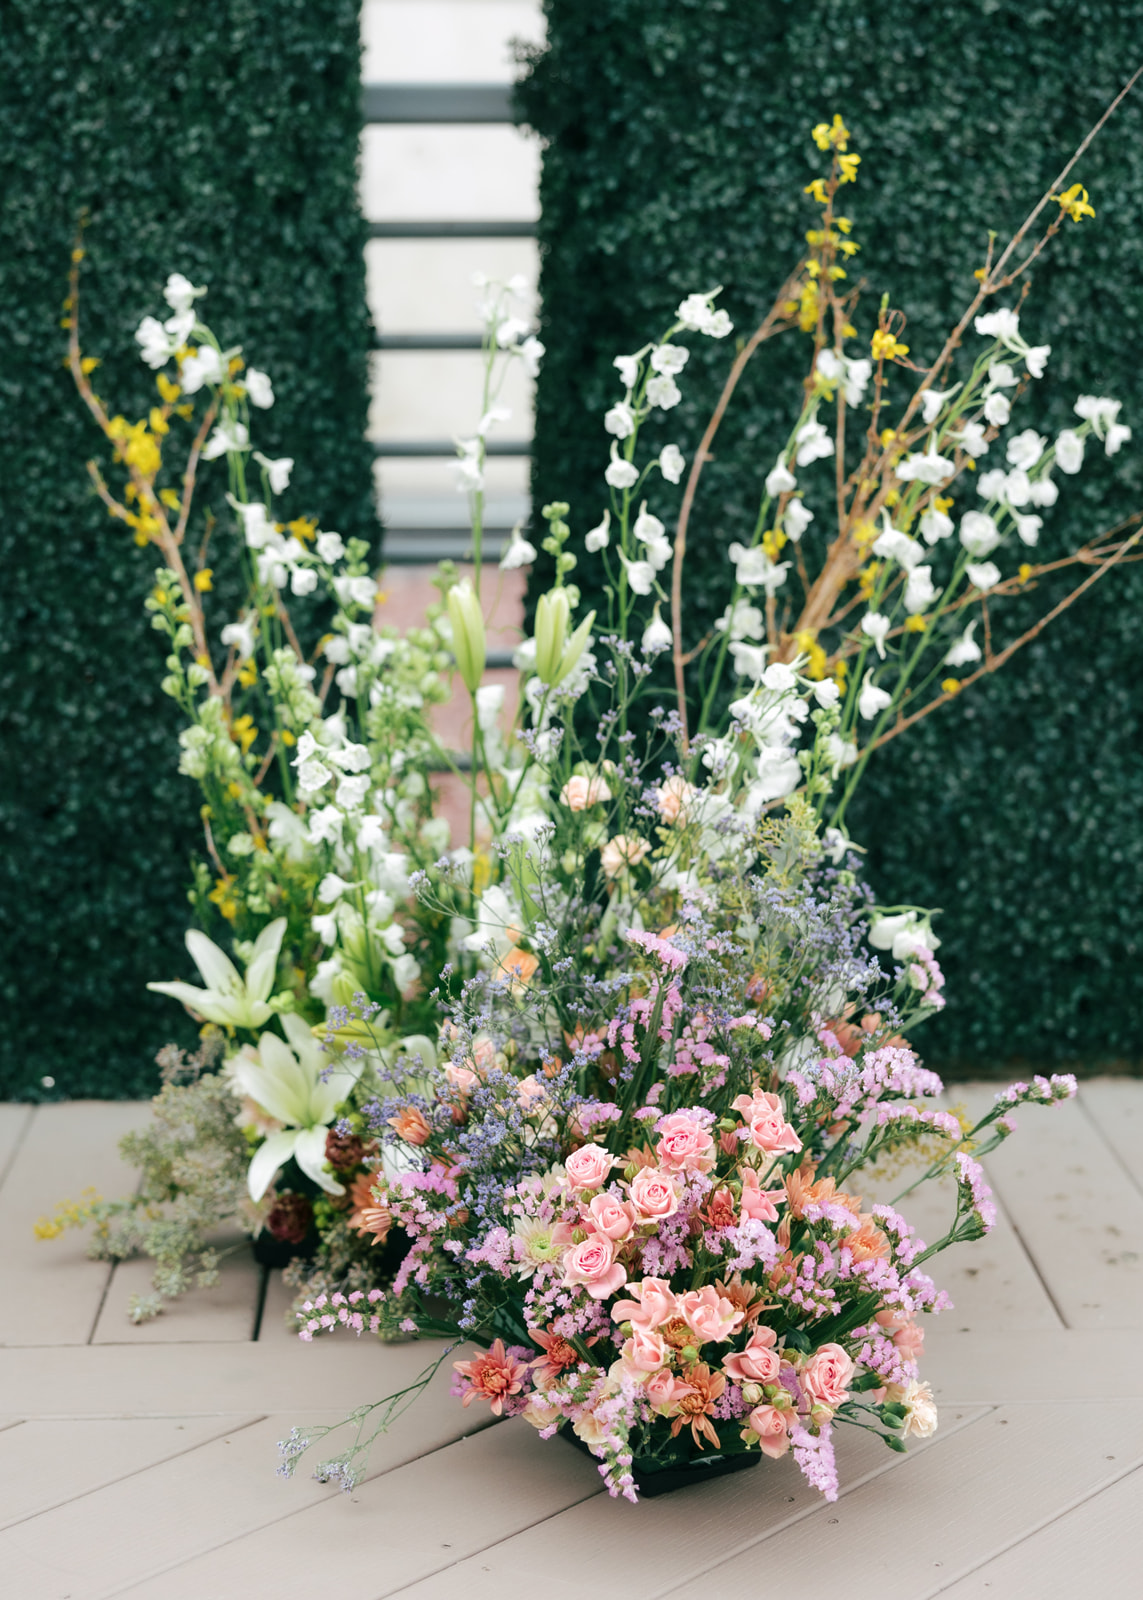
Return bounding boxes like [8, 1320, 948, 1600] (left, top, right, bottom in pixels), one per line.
[564, 1428, 760, 1496]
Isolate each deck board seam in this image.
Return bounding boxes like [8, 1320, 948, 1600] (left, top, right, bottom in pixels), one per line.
[0, 1104, 34, 1193]
[921, 1452, 1143, 1598]
[977, 1159, 1070, 1330]
[1076, 1092, 1143, 1202]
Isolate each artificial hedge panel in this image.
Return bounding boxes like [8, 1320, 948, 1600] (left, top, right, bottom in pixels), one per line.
[0, 0, 374, 1099]
[519, 0, 1143, 1071]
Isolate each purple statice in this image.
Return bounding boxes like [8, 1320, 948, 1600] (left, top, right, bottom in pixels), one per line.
[954, 1152, 998, 1235]
[792, 1422, 839, 1502]
[875, 1102, 961, 1140]
[720, 1217, 780, 1274]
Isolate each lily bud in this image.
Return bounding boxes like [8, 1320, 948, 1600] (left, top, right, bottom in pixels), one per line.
[533, 589, 570, 684]
[447, 580, 486, 693]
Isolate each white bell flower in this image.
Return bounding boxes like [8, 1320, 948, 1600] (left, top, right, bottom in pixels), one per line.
[954, 420, 990, 459]
[1055, 429, 1084, 475]
[180, 345, 225, 394]
[920, 506, 954, 545]
[230, 1013, 358, 1201]
[1106, 422, 1132, 456]
[1014, 513, 1042, 546]
[872, 523, 924, 569]
[716, 599, 765, 641]
[813, 679, 841, 709]
[317, 872, 353, 903]
[1027, 476, 1058, 507]
[944, 620, 981, 667]
[1074, 395, 1122, 435]
[519, 337, 544, 378]
[966, 561, 1001, 590]
[858, 671, 892, 720]
[920, 385, 960, 425]
[641, 605, 672, 654]
[1006, 429, 1046, 469]
[861, 612, 891, 658]
[633, 502, 666, 544]
[729, 641, 769, 680]
[795, 417, 834, 465]
[974, 308, 1021, 347]
[614, 353, 640, 390]
[1003, 468, 1032, 507]
[983, 391, 1011, 427]
[500, 525, 537, 569]
[646, 374, 682, 409]
[896, 444, 955, 484]
[642, 533, 672, 572]
[986, 361, 1019, 389]
[765, 458, 797, 497]
[618, 551, 655, 595]
[605, 442, 639, 490]
[605, 400, 636, 439]
[976, 468, 1008, 502]
[135, 316, 177, 369]
[316, 530, 345, 563]
[659, 443, 685, 483]
[336, 773, 370, 809]
[478, 404, 512, 437]
[163, 272, 207, 316]
[148, 919, 286, 1031]
[252, 452, 293, 493]
[959, 511, 1001, 557]
[823, 733, 858, 771]
[784, 499, 814, 541]
[904, 565, 940, 614]
[329, 742, 371, 774]
[650, 343, 689, 374]
[245, 367, 274, 409]
[585, 509, 610, 552]
[221, 615, 256, 659]
[202, 420, 249, 460]
[751, 748, 803, 802]
[1024, 345, 1050, 378]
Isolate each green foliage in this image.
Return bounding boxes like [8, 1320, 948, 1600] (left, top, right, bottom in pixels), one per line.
[519, 0, 1143, 1071]
[0, 0, 375, 1098]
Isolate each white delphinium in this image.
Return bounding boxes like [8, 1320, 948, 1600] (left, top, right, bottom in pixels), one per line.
[765, 458, 797, 497]
[858, 671, 892, 720]
[1055, 429, 1084, 474]
[252, 451, 293, 492]
[904, 565, 940, 614]
[920, 385, 961, 425]
[1006, 429, 1046, 470]
[1075, 395, 1131, 454]
[896, 442, 955, 484]
[181, 346, 225, 394]
[795, 417, 834, 465]
[245, 367, 274, 409]
[945, 621, 982, 667]
[920, 505, 954, 545]
[605, 442, 639, 489]
[965, 561, 1001, 591]
[676, 290, 733, 338]
[641, 605, 672, 654]
[605, 400, 636, 439]
[500, 524, 537, 569]
[585, 510, 610, 552]
[872, 522, 924, 570]
[659, 443, 685, 483]
[861, 612, 890, 658]
[784, 499, 814, 541]
[959, 511, 1001, 557]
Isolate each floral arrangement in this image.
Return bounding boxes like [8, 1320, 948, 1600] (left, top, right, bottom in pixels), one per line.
[47, 110, 1133, 1493]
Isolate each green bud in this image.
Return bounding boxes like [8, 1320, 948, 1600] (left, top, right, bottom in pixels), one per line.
[446, 579, 486, 693]
[533, 588, 570, 684]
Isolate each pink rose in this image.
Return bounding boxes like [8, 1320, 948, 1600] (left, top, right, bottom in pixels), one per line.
[600, 834, 650, 879]
[582, 1192, 636, 1241]
[678, 1285, 745, 1345]
[655, 1112, 716, 1174]
[562, 1234, 627, 1300]
[444, 1063, 479, 1094]
[739, 1166, 784, 1223]
[746, 1404, 791, 1459]
[611, 1276, 678, 1332]
[645, 1368, 686, 1416]
[564, 1142, 616, 1191]
[802, 1342, 855, 1411]
[628, 1167, 680, 1220]
[621, 1325, 668, 1375]
[723, 1327, 780, 1384]
[732, 1091, 803, 1156]
[560, 774, 611, 810]
[516, 1074, 547, 1108]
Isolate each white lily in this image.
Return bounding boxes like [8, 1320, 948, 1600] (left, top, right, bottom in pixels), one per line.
[230, 1013, 358, 1200]
[148, 919, 287, 1030]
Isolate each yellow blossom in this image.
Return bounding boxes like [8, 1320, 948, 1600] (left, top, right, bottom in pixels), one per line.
[905, 613, 927, 633]
[287, 516, 318, 544]
[838, 239, 859, 257]
[884, 488, 900, 508]
[175, 403, 194, 420]
[934, 495, 954, 513]
[804, 178, 829, 205]
[842, 321, 857, 339]
[837, 152, 861, 184]
[880, 428, 897, 446]
[812, 113, 851, 152]
[280, 728, 297, 747]
[228, 355, 245, 377]
[871, 329, 909, 362]
[159, 487, 181, 510]
[940, 678, 962, 696]
[80, 355, 100, 375]
[1017, 562, 1034, 585]
[226, 781, 244, 801]
[828, 265, 847, 281]
[208, 874, 239, 921]
[237, 658, 259, 689]
[858, 562, 881, 599]
[157, 372, 181, 403]
[1051, 183, 1095, 223]
[973, 267, 988, 281]
[794, 628, 827, 679]
[832, 656, 849, 686]
[798, 279, 820, 333]
[762, 527, 788, 561]
[230, 713, 258, 754]
[835, 216, 852, 233]
[852, 520, 877, 546]
[194, 567, 213, 592]
[148, 406, 169, 436]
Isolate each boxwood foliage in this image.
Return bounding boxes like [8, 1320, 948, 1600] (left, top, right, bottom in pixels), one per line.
[519, 0, 1143, 1073]
[0, 0, 375, 1099]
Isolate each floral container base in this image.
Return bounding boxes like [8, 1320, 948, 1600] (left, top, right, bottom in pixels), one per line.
[563, 1429, 760, 1497]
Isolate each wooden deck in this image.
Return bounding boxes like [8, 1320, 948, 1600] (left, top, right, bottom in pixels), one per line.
[1, 1082, 1141, 1599]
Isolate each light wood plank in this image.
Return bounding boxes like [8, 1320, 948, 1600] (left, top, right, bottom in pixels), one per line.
[0, 1104, 33, 1191]
[957, 1088, 1143, 1329]
[936, 1459, 1143, 1599]
[0, 1103, 151, 1347]
[1078, 1077, 1143, 1197]
[115, 1416, 606, 1600]
[389, 1409, 987, 1600]
[91, 1231, 260, 1344]
[655, 1402, 1143, 1600]
[258, 1267, 300, 1341]
[0, 1416, 254, 1530]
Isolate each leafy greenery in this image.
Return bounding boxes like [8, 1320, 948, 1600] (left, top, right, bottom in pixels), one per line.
[518, 0, 1143, 1071]
[0, 0, 375, 1097]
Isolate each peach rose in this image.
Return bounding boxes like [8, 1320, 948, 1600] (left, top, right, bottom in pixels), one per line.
[732, 1091, 803, 1156]
[516, 1074, 547, 1109]
[621, 1325, 668, 1375]
[560, 774, 611, 810]
[444, 1063, 479, 1094]
[655, 1112, 716, 1174]
[739, 1166, 785, 1223]
[562, 1234, 627, 1299]
[600, 833, 650, 879]
[520, 1396, 562, 1430]
[612, 1276, 678, 1331]
[645, 1368, 687, 1416]
[657, 774, 697, 824]
[678, 1286, 745, 1345]
[802, 1342, 855, 1411]
[722, 1327, 781, 1384]
[628, 1167, 681, 1219]
[745, 1404, 791, 1459]
[582, 1192, 636, 1241]
[563, 1142, 616, 1191]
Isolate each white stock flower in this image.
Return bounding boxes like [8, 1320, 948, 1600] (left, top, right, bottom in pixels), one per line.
[730, 641, 769, 680]
[945, 619, 981, 667]
[585, 509, 610, 552]
[604, 401, 636, 439]
[202, 420, 249, 460]
[1003, 468, 1032, 507]
[1006, 429, 1046, 470]
[1024, 345, 1050, 378]
[659, 443, 685, 483]
[716, 599, 765, 641]
[329, 742, 371, 774]
[316, 530, 345, 563]
[765, 458, 797, 497]
[784, 499, 814, 541]
[317, 872, 352, 903]
[955, 420, 990, 459]
[476, 683, 505, 731]
[291, 566, 318, 596]
[645, 374, 681, 409]
[180, 345, 225, 394]
[633, 502, 666, 544]
[245, 367, 274, 409]
[221, 615, 256, 659]
[311, 911, 338, 945]
[904, 565, 940, 614]
[614, 353, 640, 389]
[974, 308, 1021, 346]
[858, 671, 892, 720]
[500, 525, 537, 569]
[987, 361, 1018, 390]
[641, 604, 672, 653]
[478, 405, 512, 437]
[148, 918, 286, 1031]
[164, 272, 207, 315]
[751, 748, 802, 802]
[920, 506, 954, 545]
[336, 773, 370, 809]
[920, 385, 960, 425]
[1028, 476, 1058, 507]
[252, 452, 293, 493]
[1014, 513, 1042, 546]
[861, 612, 891, 658]
[605, 442, 639, 490]
[813, 679, 841, 709]
[650, 344, 689, 375]
[323, 635, 350, 665]
[977, 468, 1008, 502]
[1106, 422, 1132, 456]
[823, 733, 858, 771]
[519, 336, 544, 377]
[872, 523, 924, 570]
[135, 316, 177, 369]
[896, 444, 955, 485]
[795, 418, 834, 466]
[618, 551, 655, 595]
[1055, 429, 1084, 475]
[676, 292, 732, 337]
[335, 665, 359, 699]
[232, 1014, 358, 1201]
[959, 511, 1001, 557]
[982, 392, 1011, 427]
[966, 561, 1001, 590]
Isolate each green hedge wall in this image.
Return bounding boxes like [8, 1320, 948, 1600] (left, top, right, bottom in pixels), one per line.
[519, 0, 1143, 1072]
[0, 0, 375, 1100]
